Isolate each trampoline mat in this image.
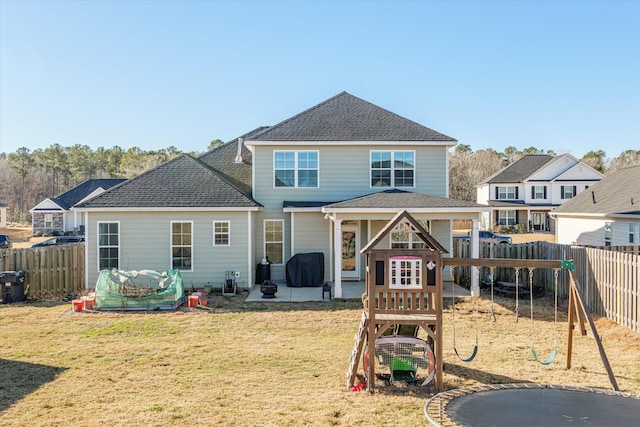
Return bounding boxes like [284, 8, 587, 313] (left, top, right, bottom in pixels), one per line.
[426, 384, 640, 427]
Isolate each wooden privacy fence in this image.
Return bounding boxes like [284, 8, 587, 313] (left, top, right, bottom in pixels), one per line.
[0, 243, 85, 299]
[453, 240, 639, 334]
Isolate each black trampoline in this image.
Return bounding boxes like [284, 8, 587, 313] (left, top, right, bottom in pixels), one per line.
[425, 383, 640, 427]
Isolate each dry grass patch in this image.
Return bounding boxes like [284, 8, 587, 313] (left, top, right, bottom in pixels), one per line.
[0, 293, 638, 426]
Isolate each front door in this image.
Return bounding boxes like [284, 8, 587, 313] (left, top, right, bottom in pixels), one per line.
[532, 212, 545, 231]
[341, 222, 359, 280]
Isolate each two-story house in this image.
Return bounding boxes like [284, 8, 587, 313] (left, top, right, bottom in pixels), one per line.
[551, 165, 640, 246]
[75, 92, 489, 297]
[476, 154, 604, 233]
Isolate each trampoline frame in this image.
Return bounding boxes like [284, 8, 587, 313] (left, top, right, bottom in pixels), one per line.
[424, 383, 640, 427]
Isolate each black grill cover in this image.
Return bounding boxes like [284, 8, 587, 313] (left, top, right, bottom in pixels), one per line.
[286, 252, 324, 287]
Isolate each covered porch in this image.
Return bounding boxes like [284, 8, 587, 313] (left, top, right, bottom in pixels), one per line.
[286, 190, 490, 299]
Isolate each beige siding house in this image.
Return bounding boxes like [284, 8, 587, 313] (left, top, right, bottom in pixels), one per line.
[76, 92, 490, 296]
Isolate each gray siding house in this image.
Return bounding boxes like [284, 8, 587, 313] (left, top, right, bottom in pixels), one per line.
[76, 92, 489, 296]
[551, 165, 640, 246]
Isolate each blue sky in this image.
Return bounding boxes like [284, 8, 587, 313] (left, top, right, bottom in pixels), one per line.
[1, 0, 639, 159]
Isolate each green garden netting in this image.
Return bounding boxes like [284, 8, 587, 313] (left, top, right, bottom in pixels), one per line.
[95, 269, 185, 311]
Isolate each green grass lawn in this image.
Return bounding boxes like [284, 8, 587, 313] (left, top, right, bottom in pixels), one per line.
[1, 294, 638, 426]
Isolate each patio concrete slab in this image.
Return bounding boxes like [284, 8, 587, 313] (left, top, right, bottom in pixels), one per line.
[245, 281, 470, 302]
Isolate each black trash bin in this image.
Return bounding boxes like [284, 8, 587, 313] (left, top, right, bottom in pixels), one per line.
[255, 259, 271, 285]
[1, 270, 26, 304]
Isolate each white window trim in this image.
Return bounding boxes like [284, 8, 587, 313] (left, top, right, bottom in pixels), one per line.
[370, 150, 416, 188]
[213, 220, 231, 247]
[533, 185, 545, 200]
[389, 256, 422, 290]
[170, 221, 194, 272]
[498, 186, 517, 200]
[264, 219, 285, 265]
[44, 213, 53, 228]
[273, 150, 319, 188]
[97, 221, 120, 272]
[629, 222, 635, 244]
[498, 210, 516, 226]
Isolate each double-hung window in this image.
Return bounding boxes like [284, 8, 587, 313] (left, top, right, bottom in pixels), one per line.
[498, 210, 516, 226]
[44, 213, 53, 229]
[264, 220, 284, 264]
[532, 185, 547, 200]
[497, 186, 517, 200]
[561, 185, 577, 199]
[171, 221, 193, 271]
[604, 222, 612, 246]
[370, 151, 415, 187]
[274, 151, 318, 188]
[629, 223, 635, 244]
[213, 221, 230, 246]
[98, 222, 119, 271]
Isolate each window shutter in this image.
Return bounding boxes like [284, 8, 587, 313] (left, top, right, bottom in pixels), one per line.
[495, 187, 499, 199]
[515, 187, 519, 199]
[544, 186, 547, 198]
[531, 187, 535, 198]
[561, 186, 565, 199]
[573, 186, 577, 196]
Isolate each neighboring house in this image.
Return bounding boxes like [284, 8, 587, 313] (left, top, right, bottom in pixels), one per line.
[29, 179, 127, 235]
[75, 92, 489, 296]
[476, 154, 604, 233]
[0, 202, 7, 227]
[551, 165, 640, 247]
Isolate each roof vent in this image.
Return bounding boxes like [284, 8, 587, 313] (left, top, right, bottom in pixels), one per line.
[234, 138, 243, 163]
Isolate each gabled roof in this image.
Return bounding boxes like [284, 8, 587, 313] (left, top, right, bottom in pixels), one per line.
[480, 155, 554, 184]
[360, 210, 447, 254]
[247, 92, 457, 142]
[552, 165, 640, 216]
[323, 189, 486, 210]
[51, 179, 127, 209]
[76, 155, 262, 209]
[198, 127, 267, 197]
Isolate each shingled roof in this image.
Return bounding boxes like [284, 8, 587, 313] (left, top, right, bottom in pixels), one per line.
[52, 179, 127, 209]
[76, 155, 261, 209]
[198, 127, 268, 197]
[480, 155, 554, 184]
[553, 165, 640, 216]
[323, 189, 486, 210]
[248, 92, 457, 142]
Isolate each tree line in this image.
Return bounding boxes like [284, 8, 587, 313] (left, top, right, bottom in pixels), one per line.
[0, 143, 638, 223]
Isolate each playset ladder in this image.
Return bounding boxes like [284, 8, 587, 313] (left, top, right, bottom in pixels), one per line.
[346, 312, 368, 389]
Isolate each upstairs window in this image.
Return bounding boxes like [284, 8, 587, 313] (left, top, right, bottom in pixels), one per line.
[629, 223, 635, 244]
[371, 151, 415, 187]
[496, 186, 517, 200]
[274, 151, 318, 188]
[561, 185, 577, 199]
[532, 185, 547, 200]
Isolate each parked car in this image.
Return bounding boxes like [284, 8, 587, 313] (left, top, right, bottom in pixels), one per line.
[454, 230, 512, 244]
[31, 235, 85, 248]
[0, 234, 11, 248]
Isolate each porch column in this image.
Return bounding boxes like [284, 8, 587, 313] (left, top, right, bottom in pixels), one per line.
[470, 219, 480, 297]
[334, 218, 343, 298]
[526, 209, 531, 232]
